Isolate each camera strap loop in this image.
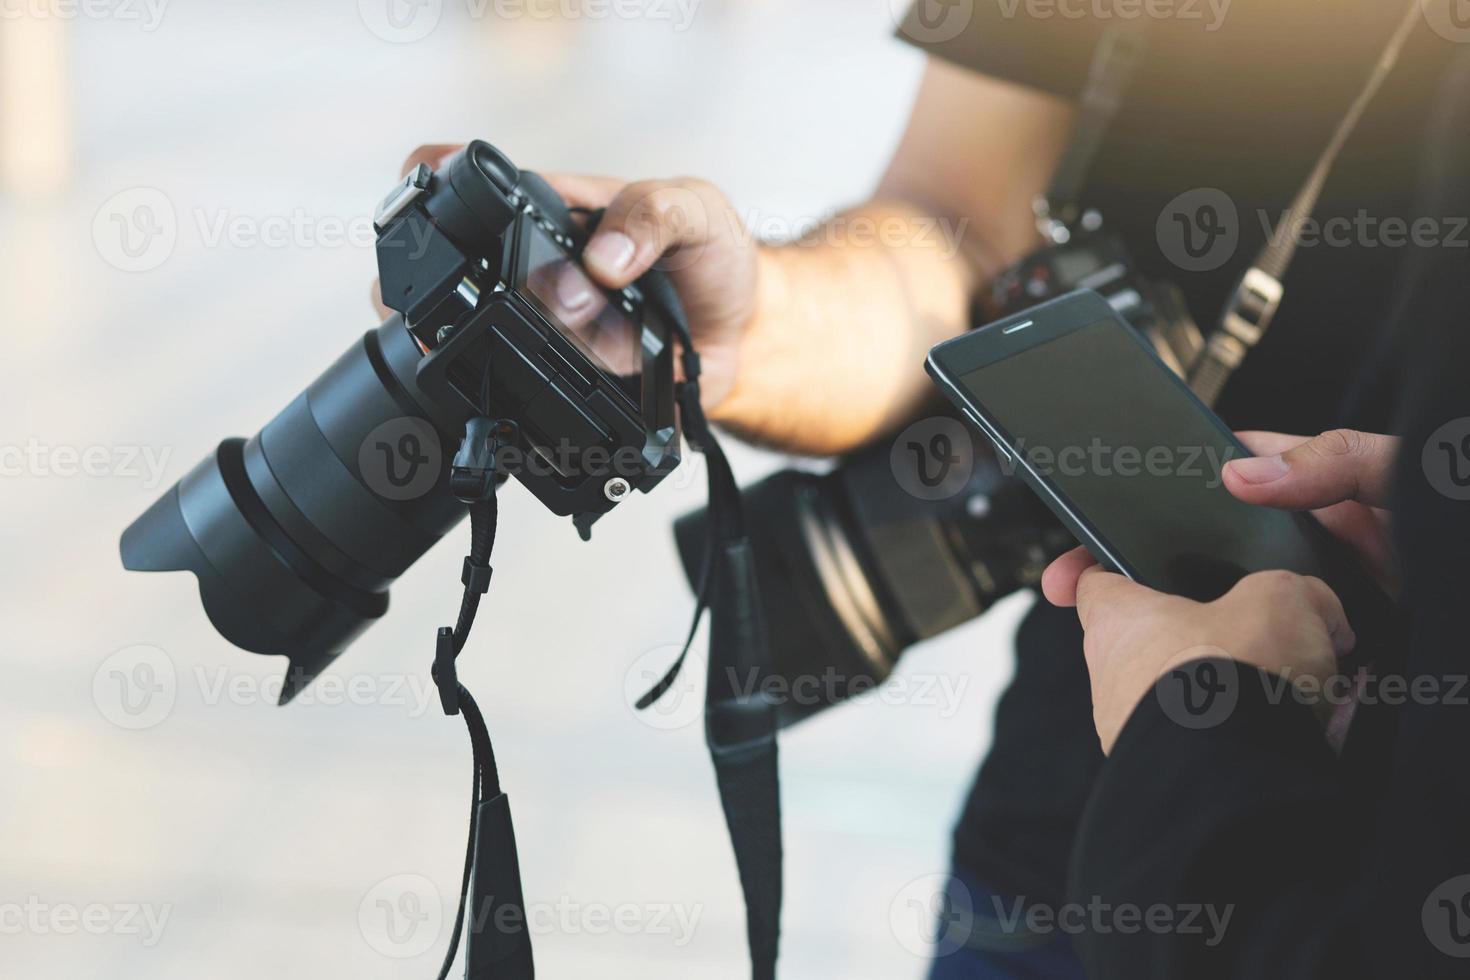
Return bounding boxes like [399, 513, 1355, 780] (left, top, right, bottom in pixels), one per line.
[430, 461, 535, 980]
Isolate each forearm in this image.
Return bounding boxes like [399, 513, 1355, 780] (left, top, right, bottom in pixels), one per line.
[709, 199, 997, 455]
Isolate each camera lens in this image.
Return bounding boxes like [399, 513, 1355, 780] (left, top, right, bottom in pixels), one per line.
[120, 319, 470, 701]
[674, 426, 1071, 727]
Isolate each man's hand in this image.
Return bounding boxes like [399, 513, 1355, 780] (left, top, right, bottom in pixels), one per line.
[1223, 429, 1399, 591]
[1039, 427, 1400, 752]
[1073, 568, 1354, 753]
[1041, 428, 1400, 607]
[371, 145, 759, 410]
[537, 171, 759, 411]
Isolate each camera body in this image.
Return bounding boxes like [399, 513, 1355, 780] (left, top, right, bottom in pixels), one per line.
[121, 141, 683, 694]
[374, 142, 681, 532]
[985, 228, 1205, 379]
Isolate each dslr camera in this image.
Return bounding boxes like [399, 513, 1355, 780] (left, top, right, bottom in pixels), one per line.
[122, 141, 683, 696]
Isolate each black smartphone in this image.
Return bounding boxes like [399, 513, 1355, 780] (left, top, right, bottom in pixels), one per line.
[926, 289, 1394, 655]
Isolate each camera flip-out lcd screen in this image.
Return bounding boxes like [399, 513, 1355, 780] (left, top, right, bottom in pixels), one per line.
[519, 221, 643, 408]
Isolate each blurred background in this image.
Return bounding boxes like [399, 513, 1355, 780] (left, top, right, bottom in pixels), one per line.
[0, 1, 1035, 976]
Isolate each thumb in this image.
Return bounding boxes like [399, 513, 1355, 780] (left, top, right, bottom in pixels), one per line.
[1074, 565, 1154, 633]
[1224, 428, 1398, 510]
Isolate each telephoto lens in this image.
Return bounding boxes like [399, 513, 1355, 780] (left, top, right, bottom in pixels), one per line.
[120, 317, 470, 702]
[675, 421, 1075, 728]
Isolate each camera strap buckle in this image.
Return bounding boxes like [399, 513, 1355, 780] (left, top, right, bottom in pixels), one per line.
[451, 417, 518, 503]
[1221, 267, 1284, 349]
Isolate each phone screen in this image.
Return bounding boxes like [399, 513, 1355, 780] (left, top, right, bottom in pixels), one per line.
[957, 317, 1337, 601]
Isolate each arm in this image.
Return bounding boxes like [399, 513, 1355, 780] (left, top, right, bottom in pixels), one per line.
[551, 59, 1075, 455]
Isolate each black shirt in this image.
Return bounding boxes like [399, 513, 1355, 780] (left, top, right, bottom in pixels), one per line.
[1071, 78, 1470, 972]
[897, 0, 1466, 913]
[900, 0, 1461, 433]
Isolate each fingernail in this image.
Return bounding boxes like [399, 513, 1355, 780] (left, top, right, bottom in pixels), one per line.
[1227, 454, 1290, 484]
[556, 269, 594, 311]
[585, 231, 636, 274]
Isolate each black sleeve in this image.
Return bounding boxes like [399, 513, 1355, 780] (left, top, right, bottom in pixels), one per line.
[1068, 662, 1370, 979]
[896, 1, 1107, 99]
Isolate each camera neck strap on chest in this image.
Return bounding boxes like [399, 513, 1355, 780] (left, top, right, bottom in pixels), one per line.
[425, 259, 781, 980]
[1040, 4, 1422, 406]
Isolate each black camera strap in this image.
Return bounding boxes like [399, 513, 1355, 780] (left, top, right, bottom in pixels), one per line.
[1035, 24, 1148, 243]
[427, 261, 781, 979]
[636, 270, 784, 980]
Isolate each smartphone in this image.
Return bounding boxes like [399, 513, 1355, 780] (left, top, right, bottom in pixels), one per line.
[926, 289, 1394, 650]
